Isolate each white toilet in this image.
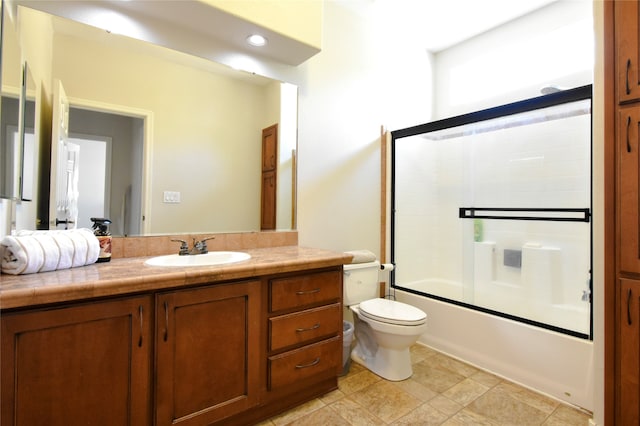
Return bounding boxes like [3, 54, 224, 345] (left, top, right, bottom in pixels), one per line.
[343, 261, 428, 381]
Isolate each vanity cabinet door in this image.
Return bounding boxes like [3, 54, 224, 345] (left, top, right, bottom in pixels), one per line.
[1, 296, 153, 426]
[618, 106, 640, 274]
[616, 0, 640, 103]
[155, 280, 261, 426]
[618, 278, 640, 425]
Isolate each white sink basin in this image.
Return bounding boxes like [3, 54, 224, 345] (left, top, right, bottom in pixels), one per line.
[144, 251, 251, 267]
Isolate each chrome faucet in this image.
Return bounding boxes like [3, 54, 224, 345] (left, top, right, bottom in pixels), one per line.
[190, 237, 215, 255]
[171, 239, 190, 255]
[171, 237, 215, 256]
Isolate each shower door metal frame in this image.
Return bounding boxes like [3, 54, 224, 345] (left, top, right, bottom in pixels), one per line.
[390, 84, 593, 340]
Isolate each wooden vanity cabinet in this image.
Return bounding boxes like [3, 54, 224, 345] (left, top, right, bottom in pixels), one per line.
[266, 269, 343, 399]
[0, 265, 346, 426]
[614, 2, 640, 422]
[155, 280, 261, 426]
[1, 295, 153, 426]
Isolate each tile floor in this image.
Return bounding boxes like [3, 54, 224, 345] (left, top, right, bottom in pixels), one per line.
[262, 344, 592, 425]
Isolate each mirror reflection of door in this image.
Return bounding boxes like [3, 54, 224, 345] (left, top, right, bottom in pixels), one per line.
[0, 3, 21, 201]
[261, 124, 277, 230]
[1, 97, 19, 198]
[50, 80, 72, 229]
[68, 135, 110, 230]
[68, 108, 144, 236]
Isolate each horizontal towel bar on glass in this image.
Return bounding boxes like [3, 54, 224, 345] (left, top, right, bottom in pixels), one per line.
[458, 207, 590, 222]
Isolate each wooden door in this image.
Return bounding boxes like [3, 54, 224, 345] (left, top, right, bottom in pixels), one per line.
[616, 0, 640, 103]
[261, 124, 278, 230]
[1, 296, 153, 426]
[262, 124, 278, 172]
[155, 280, 261, 426]
[261, 170, 277, 230]
[618, 106, 640, 274]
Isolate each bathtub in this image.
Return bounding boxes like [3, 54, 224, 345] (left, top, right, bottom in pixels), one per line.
[400, 277, 590, 336]
[394, 287, 594, 412]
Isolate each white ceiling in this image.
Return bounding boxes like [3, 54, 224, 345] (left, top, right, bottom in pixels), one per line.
[15, 0, 561, 76]
[372, 0, 558, 52]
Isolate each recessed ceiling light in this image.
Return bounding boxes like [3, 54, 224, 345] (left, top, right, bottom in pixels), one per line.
[246, 34, 267, 47]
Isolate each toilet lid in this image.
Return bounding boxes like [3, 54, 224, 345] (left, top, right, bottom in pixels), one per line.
[358, 298, 427, 326]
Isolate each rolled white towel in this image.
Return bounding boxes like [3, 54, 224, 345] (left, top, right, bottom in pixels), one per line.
[67, 231, 88, 267]
[75, 229, 99, 265]
[1, 237, 27, 274]
[344, 249, 377, 264]
[53, 233, 74, 270]
[1, 236, 44, 275]
[2, 229, 101, 274]
[33, 234, 61, 272]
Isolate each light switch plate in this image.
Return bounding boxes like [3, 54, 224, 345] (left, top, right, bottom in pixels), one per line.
[163, 191, 181, 203]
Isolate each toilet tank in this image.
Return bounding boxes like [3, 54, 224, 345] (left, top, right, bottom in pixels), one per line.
[343, 261, 380, 306]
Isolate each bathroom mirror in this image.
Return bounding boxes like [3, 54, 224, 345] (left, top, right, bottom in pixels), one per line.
[17, 7, 297, 236]
[0, 3, 21, 200]
[20, 63, 36, 201]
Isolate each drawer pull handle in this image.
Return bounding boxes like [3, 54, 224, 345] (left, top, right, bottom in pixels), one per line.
[296, 323, 320, 333]
[296, 357, 320, 369]
[627, 58, 632, 95]
[163, 301, 169, 342]
[628, 288, 633, 326]
[138, 305, 144, 347]
[627, 115, 632, 153]
[296, 288, 320, 295]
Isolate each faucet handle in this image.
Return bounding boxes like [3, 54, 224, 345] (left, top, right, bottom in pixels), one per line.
[198, 236, 216, 254]
[171, 239, 189, 256]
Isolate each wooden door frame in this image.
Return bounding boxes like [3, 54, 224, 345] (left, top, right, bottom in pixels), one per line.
[603, 0, 615, 423]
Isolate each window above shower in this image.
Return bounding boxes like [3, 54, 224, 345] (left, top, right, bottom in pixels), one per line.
[391, 86, 592, 339]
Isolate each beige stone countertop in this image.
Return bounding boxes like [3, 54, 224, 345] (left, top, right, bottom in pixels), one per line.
[0, 246, 353, 311]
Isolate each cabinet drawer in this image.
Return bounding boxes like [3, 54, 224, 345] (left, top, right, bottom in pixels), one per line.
[268, 337, 341, 391]
[270, 303, 341, 352]
[270, 270, 341, 312]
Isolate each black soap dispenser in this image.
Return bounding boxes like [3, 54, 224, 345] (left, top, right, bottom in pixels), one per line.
[91, 217, 112, 263]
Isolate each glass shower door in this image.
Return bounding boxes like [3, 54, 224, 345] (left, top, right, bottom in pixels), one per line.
[391, 86, 592, 338]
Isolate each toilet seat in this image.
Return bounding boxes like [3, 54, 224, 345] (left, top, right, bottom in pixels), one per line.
[357, 298, 427, 326]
